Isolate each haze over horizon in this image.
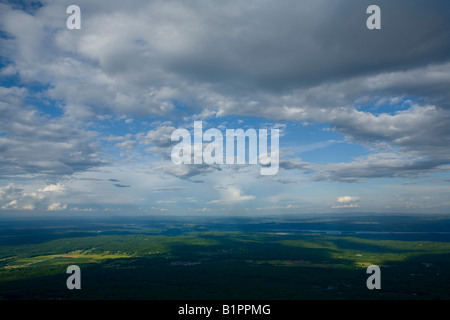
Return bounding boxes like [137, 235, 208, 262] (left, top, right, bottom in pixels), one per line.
[1, 0, 450, 216]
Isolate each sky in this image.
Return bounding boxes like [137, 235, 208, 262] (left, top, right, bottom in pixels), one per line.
[1, 0, 450, 216]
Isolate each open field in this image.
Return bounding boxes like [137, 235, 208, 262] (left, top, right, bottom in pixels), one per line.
[0, 214, 449, 300]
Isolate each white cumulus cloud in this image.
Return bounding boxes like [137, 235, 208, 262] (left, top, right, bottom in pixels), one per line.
[210, 186, 255, 204]
[337, 196, 360, 204]
[38, 183, 66, 193]
[47, 202, 67, 211]
[332, 195, 360, 209]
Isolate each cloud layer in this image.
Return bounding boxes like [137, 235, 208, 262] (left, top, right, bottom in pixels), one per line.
[1, 0, 450, 213]
[0, 86, 105, 179]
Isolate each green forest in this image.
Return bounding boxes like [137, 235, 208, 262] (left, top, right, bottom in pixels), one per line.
[0, 215, 449, 300]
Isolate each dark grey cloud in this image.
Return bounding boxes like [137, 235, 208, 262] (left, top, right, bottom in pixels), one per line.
[281, 152, 450, 183]
[157, 162, 222, 182]
[152, 186, 187, 192]
[107, 179, 130, 188]
[114, 183, 130, 188]
[279, 158, 313, 172]
[312, 157, 449, 183]
[160, 0, 450, 93]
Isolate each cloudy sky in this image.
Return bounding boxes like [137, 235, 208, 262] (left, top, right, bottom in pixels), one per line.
[1, 0, 450, 215]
